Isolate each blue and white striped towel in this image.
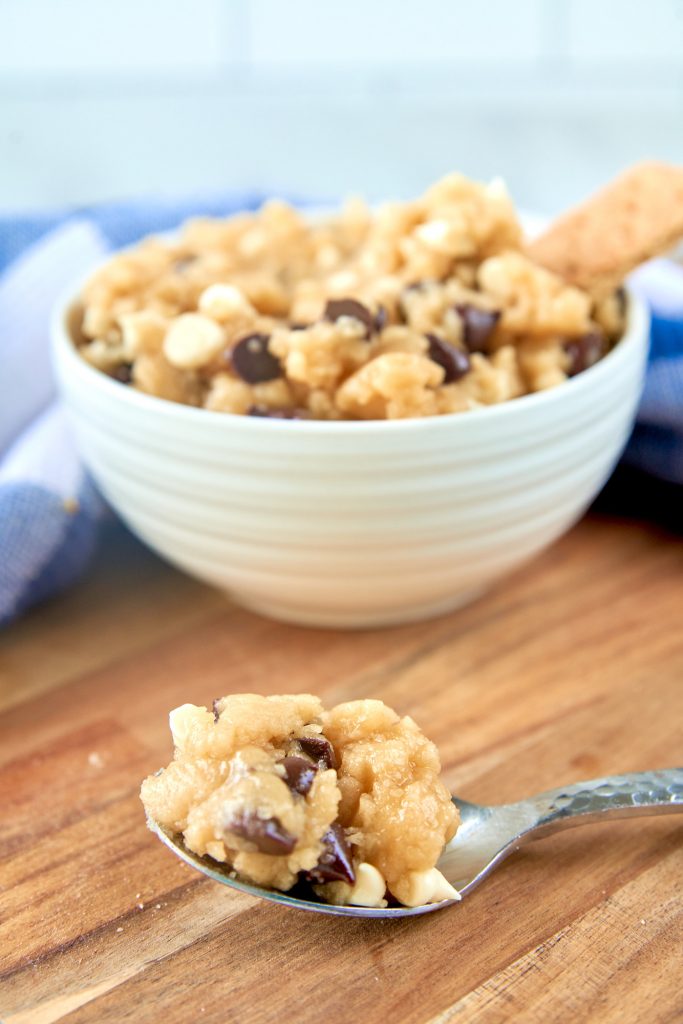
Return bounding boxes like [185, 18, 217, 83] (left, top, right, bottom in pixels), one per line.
[1, 197, 682, 625]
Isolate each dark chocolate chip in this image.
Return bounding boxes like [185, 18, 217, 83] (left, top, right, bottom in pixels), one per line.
[112, 363, 133, 385]
[615, 286, 627, 318]
[289, 322, 309, 331]
[307, 824, 355, 885]
[279, 755, 318, 797]
[324, 298, 374, 338]
[564, 332, 607, 377]
[384, 889, 403, 908]
[374, 305, 388, 333]
[425, 333, 471, 383]
[297, 735, 338, 770]
[454, 304, 501, 354]
[231, 333, 282, 383]
[212, 699, 221, 723]
[224, 810, 297, 856]
[247, 405, 304, 419]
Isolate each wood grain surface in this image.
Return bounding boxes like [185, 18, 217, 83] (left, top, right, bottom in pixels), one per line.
[1, 508, 682, 1024]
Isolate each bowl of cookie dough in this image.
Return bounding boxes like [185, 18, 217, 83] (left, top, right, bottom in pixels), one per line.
[52, 171, 652, 628]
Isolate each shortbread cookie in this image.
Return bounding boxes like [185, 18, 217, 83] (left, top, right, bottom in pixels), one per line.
[528, 161, 683, 296]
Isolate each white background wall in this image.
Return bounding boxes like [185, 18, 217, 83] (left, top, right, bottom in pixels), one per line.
[1, 0, 682, 216]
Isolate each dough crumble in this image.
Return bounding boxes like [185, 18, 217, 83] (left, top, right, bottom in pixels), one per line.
[75, 171, 629, 420]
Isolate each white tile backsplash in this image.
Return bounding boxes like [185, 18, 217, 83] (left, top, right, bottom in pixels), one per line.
[247, 0, 545, 63]
[3, 89, 681, 216]
[0, 0, 681, 213]
[566, 0, 683, 60]
[0, 0, 227, 74]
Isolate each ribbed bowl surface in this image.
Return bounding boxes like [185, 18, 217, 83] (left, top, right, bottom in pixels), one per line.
[52, 291, 649, 627]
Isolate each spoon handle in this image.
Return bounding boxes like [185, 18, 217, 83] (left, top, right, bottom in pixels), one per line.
[518, 768, 683, 841]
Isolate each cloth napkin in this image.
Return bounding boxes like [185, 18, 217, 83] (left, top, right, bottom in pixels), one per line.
[1, 198, 682, 626]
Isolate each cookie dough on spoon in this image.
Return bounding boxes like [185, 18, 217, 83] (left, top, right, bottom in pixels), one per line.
[141, 693, 459, 909]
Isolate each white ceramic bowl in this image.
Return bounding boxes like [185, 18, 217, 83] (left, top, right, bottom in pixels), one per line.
[52, 290, 649, 628]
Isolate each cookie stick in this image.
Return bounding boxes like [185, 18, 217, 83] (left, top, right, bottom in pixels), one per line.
[527, 161, 683, 296]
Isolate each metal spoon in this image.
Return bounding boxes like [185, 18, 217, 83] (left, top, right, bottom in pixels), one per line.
[147, 768, 683, 919]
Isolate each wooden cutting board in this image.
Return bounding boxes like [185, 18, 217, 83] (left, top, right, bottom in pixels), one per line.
[1, 506, 682, 1024]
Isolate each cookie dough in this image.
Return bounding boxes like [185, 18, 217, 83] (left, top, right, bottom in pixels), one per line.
[74, 171, 631, 419]
[140, 694, 459, 908]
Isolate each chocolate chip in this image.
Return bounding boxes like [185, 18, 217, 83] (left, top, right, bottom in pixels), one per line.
[454, 304, 501, 354]
[247, 405, 304, 419]
[112, 363, 133, 385]
[565, 332, 607, 377]
[374, 305, 388, 333]
[224, 810, 297, 856]
[297, 735, 338, 770]
[615, 286, 627, 318]
[324, 298, 374, 338]
[212, 699, 221, 723]
[279, 755, 318, 797]
[231, 333, 282, 383]
[425, 333, 471, 383]
[289, 322, 309, 331]
[307, 824, 355, 885]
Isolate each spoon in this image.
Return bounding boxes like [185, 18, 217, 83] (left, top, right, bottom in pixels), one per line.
[147, 768, 683, 919]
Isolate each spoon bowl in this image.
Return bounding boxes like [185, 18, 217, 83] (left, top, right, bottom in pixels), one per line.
[147, 768, 683, 918]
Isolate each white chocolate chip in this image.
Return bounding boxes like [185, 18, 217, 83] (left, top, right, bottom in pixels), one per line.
[415, 219, 454, 252]
[335, 316, 368, 339]
[198, 283, 255, 322]
[347, 863, 388, 908]
[400, 868, 461, 908]
[427, 869, 461, 903]
[163, 313, 225, 369]
[168, 703, 212, 749]
[327, 270, 360, 293]
[486, 176, 510, 200]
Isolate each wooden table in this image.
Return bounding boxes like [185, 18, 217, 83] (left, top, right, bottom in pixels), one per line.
[2, 501, 682, 1024]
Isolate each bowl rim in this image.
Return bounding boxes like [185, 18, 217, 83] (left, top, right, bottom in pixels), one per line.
[51, 269, 649, 436]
